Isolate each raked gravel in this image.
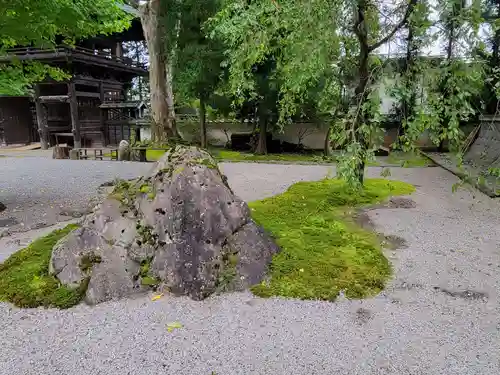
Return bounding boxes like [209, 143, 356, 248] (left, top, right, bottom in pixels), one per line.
[0, 157, 151, 233]
[1, 162, 500, 375]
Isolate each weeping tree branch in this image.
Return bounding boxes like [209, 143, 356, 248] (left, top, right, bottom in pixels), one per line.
[368, 4, 413, 52]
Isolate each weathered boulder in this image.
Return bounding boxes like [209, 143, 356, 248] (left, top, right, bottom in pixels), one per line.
[51, 146, 279, 304]
[118, 140, 130, 161]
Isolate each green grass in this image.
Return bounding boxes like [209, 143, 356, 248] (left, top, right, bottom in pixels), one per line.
[249, 178, 415, 301]
[129, 148, 333, 164]
[386, 151, 433, 167]
[146, 149, 168, 161]
[0, 224, 87, 308]
[211, 149, 329, 163]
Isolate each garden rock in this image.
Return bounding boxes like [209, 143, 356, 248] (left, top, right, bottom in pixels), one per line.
[118, 140, 130, 161]
[50, 145, 279, 304]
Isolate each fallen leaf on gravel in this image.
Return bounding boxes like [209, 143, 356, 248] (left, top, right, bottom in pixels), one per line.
[166, 322, 183, 332]
[151, 293, 163, 301]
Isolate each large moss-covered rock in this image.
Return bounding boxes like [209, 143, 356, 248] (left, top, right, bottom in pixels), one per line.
[50, 146, 279, 304]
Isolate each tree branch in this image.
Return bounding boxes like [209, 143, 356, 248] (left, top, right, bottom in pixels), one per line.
[368, 3, 413, 52]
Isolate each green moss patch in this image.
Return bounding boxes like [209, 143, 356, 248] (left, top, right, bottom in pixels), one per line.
[0, 224, 87, 308]
[211, 149, 330, 163]
[387, 151, 434, 167]
[146, 149, 167, 161]
[249, 178, 415, 301]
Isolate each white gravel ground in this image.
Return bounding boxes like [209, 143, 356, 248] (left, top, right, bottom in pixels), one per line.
[1, 160, 500, 375]
[0, 158, 150, 232]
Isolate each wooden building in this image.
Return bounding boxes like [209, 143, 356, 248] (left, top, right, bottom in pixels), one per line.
[0, 8, 148, 149]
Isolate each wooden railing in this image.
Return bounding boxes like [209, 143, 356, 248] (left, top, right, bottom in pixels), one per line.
[4, 46, 146, 69]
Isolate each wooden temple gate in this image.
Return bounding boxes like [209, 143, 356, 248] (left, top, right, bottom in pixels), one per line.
[0, 11, 148, 149]
[33, 76, 144, 149]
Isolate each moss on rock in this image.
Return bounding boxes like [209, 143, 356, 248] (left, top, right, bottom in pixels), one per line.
[79, 253, 102, 273]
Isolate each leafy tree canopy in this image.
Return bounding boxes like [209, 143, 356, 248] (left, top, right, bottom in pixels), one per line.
[173, 0, 225, 104]
[209, 0, 342, 124]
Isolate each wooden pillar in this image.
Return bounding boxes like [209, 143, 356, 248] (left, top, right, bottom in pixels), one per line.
[34, 85, 49, 149]
[67, 82, 81, 148]
[99, 81, 106, 146]
[115, 42, 123, 58]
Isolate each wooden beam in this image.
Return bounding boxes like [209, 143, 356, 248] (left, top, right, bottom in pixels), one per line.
[75, 91, 101, 99]
[68, 82, 82, 148]
[73, 78, 100, 88]
[34, 85, 49, 150]
[39, 95, 69, 103]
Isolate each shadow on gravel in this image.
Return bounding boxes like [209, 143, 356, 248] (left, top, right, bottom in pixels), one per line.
[355, 308, 373, 325]
[0, 217, 19, 228]
[434, 287, 488, 301]
[353, 212, 409, 250]
[383, 197, 417, 209]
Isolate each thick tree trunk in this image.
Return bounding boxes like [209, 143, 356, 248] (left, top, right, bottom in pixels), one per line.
[165, 59, 178, 137]
[255, 120, 267, 155]
[139, 0, 178, 143]
[200, 97, 207, 148]
[324, 126, 333, 157]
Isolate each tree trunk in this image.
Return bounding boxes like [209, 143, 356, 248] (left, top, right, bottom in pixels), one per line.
[352, 0, 371, 185]
[487, 1, 500, 114]
[438, 13, 456, 152]
[200, 97, 207, 148]
[255, 120, 267, 155]
[165, 59, 178, 138]
[164, 14, 182, 139]
[399, 0, 419, 142]
[139, 0, 177, 143]
[324, 126, 333, 157]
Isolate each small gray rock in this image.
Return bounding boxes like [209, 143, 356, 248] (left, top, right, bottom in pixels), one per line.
[118, 140, 130, 161]
[69, 149, 80, 160]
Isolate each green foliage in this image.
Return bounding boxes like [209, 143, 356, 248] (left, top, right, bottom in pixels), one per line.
[172, 0, 225, 108]
[249, 178, 415, 300]
[139, 257, 160, 287]
[209, 0, 342, 125]
[0, 0, 132, 95]
[0, 224, 86, 308]
[0, 61, 69, 96]
[393, 0, 485, 154]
